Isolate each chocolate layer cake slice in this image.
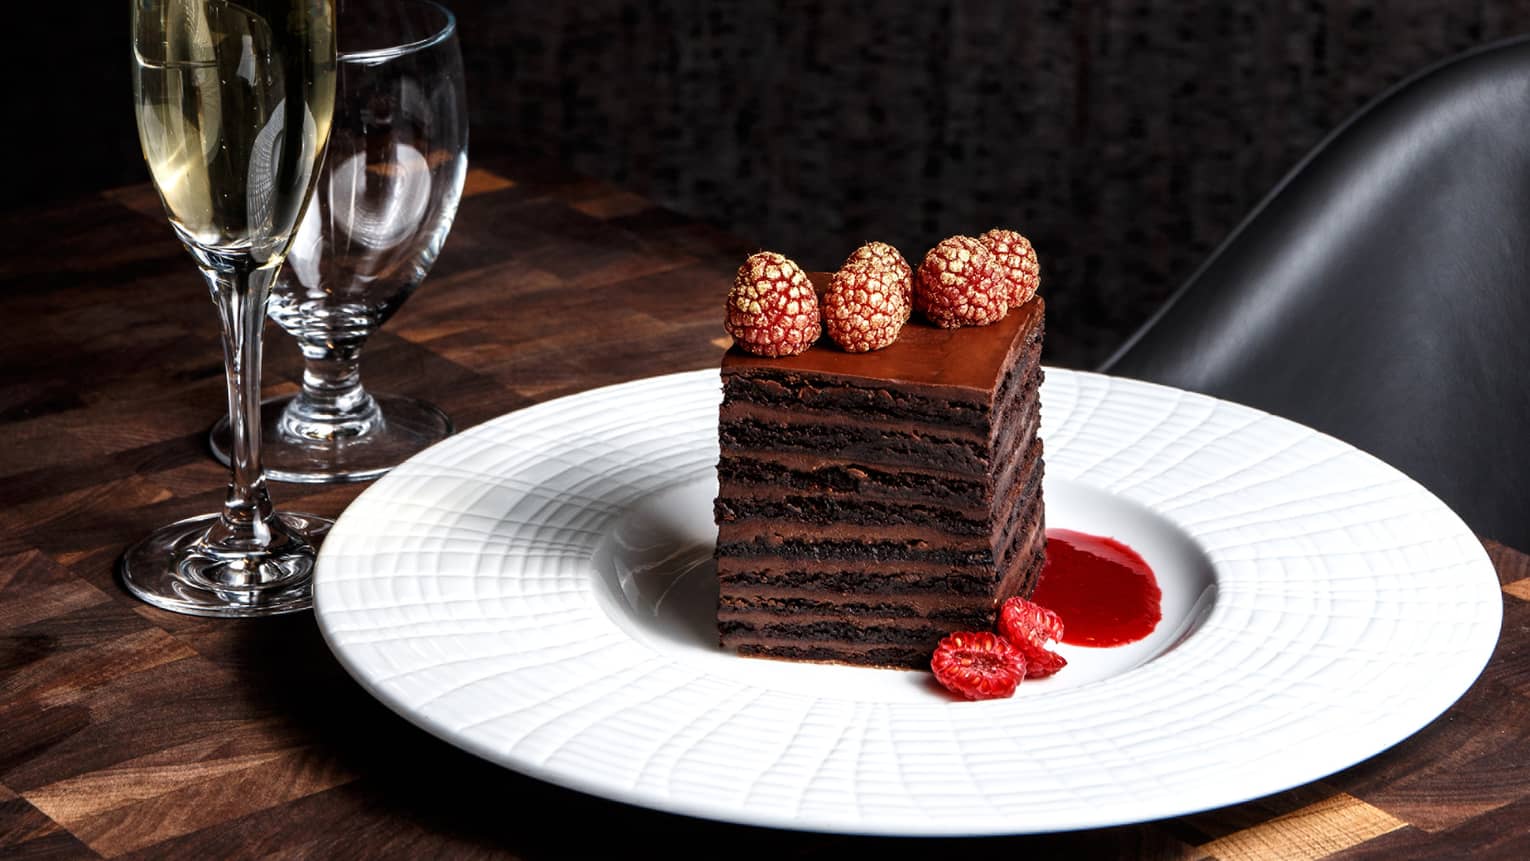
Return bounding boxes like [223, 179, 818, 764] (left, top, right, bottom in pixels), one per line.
[714, 293, 1046, 669]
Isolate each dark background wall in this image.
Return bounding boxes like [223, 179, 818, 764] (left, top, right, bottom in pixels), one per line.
[13, 1, 1530, 367]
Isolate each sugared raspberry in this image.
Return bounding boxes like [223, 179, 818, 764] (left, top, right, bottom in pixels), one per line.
[930, 631, 1027, 700]
[999, 597, 1067, 679]
[979, 228, 1040, 306]
[842, 241, 913, 322]
[725, 252, 821, 357]
[824, 258, 910, 352]
[914, 235, 1007, 328]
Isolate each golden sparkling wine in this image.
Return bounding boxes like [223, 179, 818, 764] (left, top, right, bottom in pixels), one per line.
[133, 0, 336, 268]
[120, 0, 337, 618]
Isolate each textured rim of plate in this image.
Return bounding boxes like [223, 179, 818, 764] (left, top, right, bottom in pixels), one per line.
[313, 368, 1501, 836]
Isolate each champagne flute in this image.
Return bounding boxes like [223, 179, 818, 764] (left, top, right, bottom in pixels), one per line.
[209, 0, 467, 483]
[123, 0, 336, 616]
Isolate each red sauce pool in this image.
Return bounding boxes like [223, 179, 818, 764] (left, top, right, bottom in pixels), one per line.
[1031, 529, 1162, 647]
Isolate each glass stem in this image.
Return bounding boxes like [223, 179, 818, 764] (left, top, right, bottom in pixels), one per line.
[202, 264, 292, 563]
[281, 337, 382, 440]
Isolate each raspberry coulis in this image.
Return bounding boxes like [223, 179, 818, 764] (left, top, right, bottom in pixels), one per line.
[1030, 529, 1162, 647]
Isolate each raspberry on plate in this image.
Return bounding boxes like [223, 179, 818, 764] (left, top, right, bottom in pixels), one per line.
[979, 228, 1040, 306]
[1015, 642, 1067, 679]
[914, 235, 1007, 328]
[725, 251, 821, 357]
[930, 630, 1028, 700]
[824, 252, 910, 352]
[999, 596, 1067, 679]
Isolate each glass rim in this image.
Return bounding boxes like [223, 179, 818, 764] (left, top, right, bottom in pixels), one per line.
[340, 0, 456, 64]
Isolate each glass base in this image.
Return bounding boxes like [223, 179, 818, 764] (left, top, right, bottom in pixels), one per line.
[119, 511, 332, 617]
[210, 393, 452, 484]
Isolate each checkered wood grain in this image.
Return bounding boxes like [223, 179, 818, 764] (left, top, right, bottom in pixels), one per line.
[1, 158, 1525, 859]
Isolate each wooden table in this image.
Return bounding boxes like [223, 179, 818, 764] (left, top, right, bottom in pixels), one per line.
[2, 153, 1527, 859]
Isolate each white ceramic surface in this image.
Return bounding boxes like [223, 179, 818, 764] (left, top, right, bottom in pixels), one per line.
[314, 368, 1502, 835]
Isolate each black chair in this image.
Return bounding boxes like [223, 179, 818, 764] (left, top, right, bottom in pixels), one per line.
[1099, 36, 1530, 552]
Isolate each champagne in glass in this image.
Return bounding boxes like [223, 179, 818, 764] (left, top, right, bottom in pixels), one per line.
[135, 0, 336, 268]
[123, 0, 337, 616]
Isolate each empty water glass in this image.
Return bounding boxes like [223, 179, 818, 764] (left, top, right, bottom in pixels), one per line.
[211, 0, 467, 482]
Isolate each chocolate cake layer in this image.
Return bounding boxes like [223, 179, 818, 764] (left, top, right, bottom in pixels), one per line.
[736, 644, 934, 667]
[718, 416, 995, 473]
[719, 543, 1048, 663]
[715, 291, 1046, 670]
[717, 441, 1043, 558]
[716, 474, 1047, 667]
[720, 618, 990, 647]
[717, 454, 990, 505]
[718, 560, 1013, 596]
[722, 336, 1044, 441]
[718, 498, 1045, 614]
[719, 339, 1044, 467]
[723, 375, 992, 429]
[716, 409, 1039, 510]
[717, 434, 1040, 534]
[717, 402, 1041, 515]
[718, 496, 997, 535]
[718, 538, 1045, 624]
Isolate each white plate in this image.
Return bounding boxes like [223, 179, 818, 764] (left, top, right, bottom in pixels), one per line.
[314, 368, 1501, 835]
